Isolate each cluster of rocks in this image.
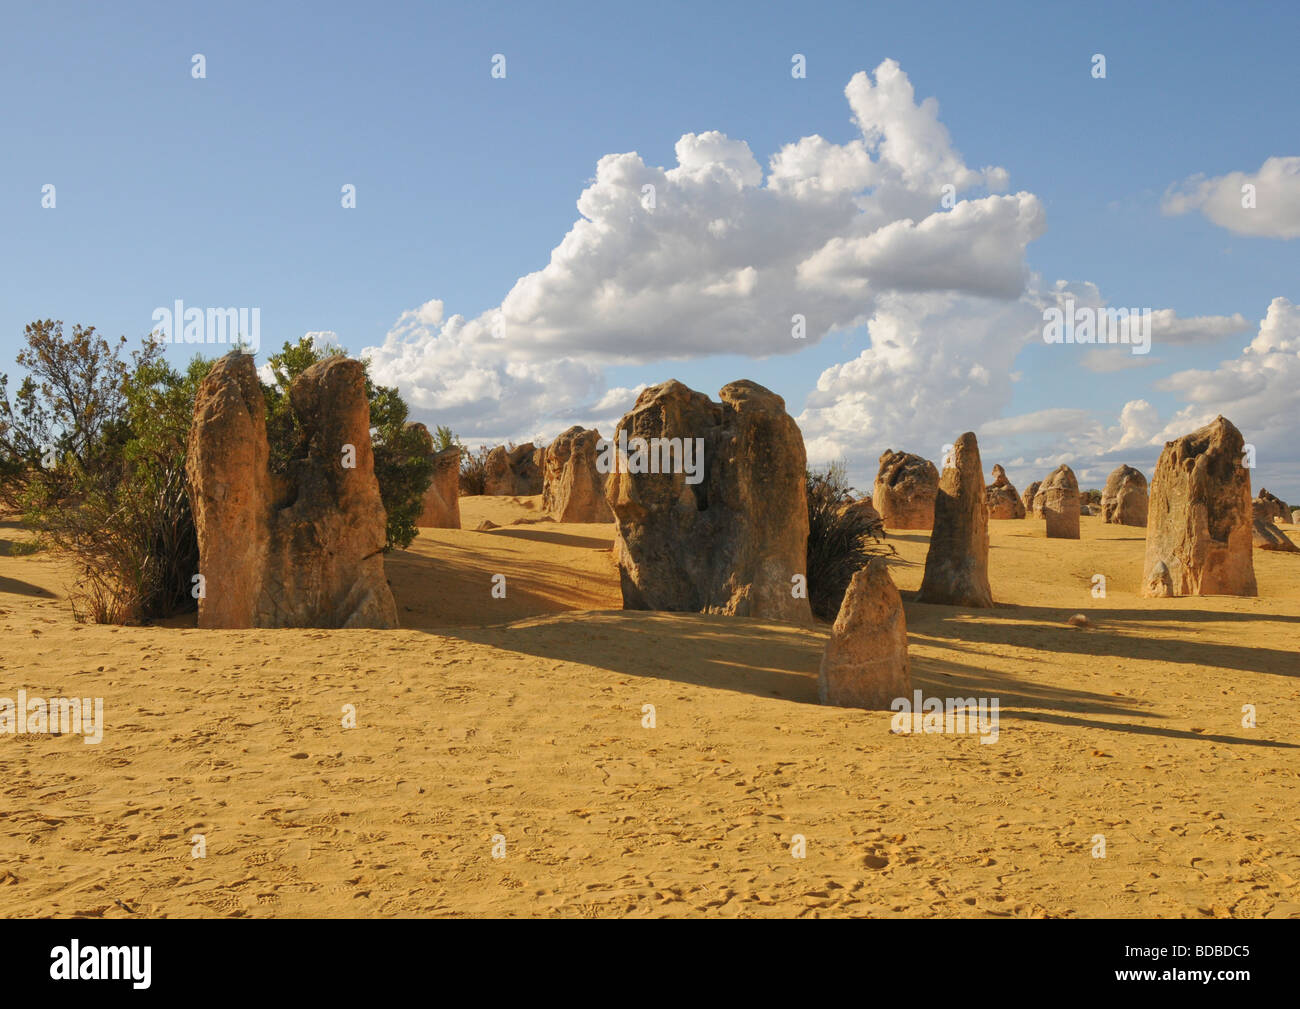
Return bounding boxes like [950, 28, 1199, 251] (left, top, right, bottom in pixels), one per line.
[484, 443, 544, 496]
[817, 412, 1295, 703]
[1252, 487, 1298, 553]
[1253, 488, 1291, 525]
[985, 464, 1025, 519]
[822, 430, 996, 708]
[606, 379, 810, 621]
[186, 352, 1289, 712]
[541, 426, 613, 523]
[1018, 463, 1151, 533]
[186, 352, 398, 629]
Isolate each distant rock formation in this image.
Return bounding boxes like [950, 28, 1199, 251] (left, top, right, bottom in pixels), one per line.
[1100, 465, 1148, 526]
[872, 450, 939, 529]
[187, 352, 398, 629]
[1253, 518, 1299, 553]
[1022, 480, 1041, 516]
[484, 442, 543, 496]
[542, 426, 613, 522]
[917, 432, 993, 607]
[818, 556, 910, 708]
[1141, 416, 1256, 597]
[1037, 465, 1081, 539]
[985, 464, 1026, 519]
[606, 379, 810, 621]
[1254, 488, 1290, 525]
[1293, 508, 1300, 526]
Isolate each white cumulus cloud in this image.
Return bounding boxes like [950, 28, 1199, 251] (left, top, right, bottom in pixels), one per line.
[1162, 156, 1300, 239]
[363, 60, 1037, 438]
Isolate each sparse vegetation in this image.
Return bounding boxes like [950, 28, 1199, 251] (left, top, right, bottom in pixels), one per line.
[431, 425, 461, 453]
[2, 325, 434, 624]
[5, 320, 211, 622]
[459, 444, 493, 495]
[805, 461, 894, 622]
[262, 337, 434, 551]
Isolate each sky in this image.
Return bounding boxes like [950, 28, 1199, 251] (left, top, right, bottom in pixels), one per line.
[2, 0, 1298, 498]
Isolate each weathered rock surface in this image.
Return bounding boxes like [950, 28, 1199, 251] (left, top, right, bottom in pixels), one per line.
[405, 423, 461, 529]
[917, 432, 993, 607]
[985, 464, 1026, 520]
[1254, 488, 1290, 525]
[484, 442, 543, 496]
[187, 352, 398, 629]
[542, 426, 613, 523]
[1293, 508, 1300, 526]
[843, 496, 885, 539]
[873, 450, 939, 529]
[186, 352, 272, 630]
[1022, 480, 1042, 516]
[1038, 465, 1081, 539]
[424, 456, 462, 529]
[1253, 518, 1299, 553]
[818, 557, 910, 709]
[1141, 415, 1257, 597]
[1100, 465, 1148, 526]
[606, 379, 811, 622]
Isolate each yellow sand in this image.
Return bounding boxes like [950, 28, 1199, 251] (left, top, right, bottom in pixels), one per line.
[1, 498, 1298, 918]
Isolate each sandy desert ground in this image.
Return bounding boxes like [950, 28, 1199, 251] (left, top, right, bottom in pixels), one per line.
[2, 495, 1298, 918]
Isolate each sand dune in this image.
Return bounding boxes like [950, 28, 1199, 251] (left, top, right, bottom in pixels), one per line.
[1, 502, 1298, 918]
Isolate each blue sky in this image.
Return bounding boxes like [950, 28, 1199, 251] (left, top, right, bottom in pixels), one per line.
[3, 0, 1298, 496]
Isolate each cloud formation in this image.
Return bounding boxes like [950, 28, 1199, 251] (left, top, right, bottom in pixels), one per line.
[1162, 156, 1300, 239]
[981, 299, 1299, 493]
[355, 61, 1293, 497]
[363, 60, 1038, 437]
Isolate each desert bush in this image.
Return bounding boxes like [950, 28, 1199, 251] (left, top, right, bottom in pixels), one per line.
[262, 338, 433, 551]
[0, 373, 50, 511]
[805, 461, 894, 622]
[17, 323, 209, 622]
[459, 444, 493, 495]
[8, 326, 431, 620]
[0, 320, 132, 510]
[368, 382, 434, 550]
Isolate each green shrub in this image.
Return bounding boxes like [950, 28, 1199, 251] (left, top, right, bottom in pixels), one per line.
[262, 337, 433, 551]
[431, 425, 461, 453]
[15, 323, 209, 622]
[8, 324, 433, 623]
[0, 320, 131, 511]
